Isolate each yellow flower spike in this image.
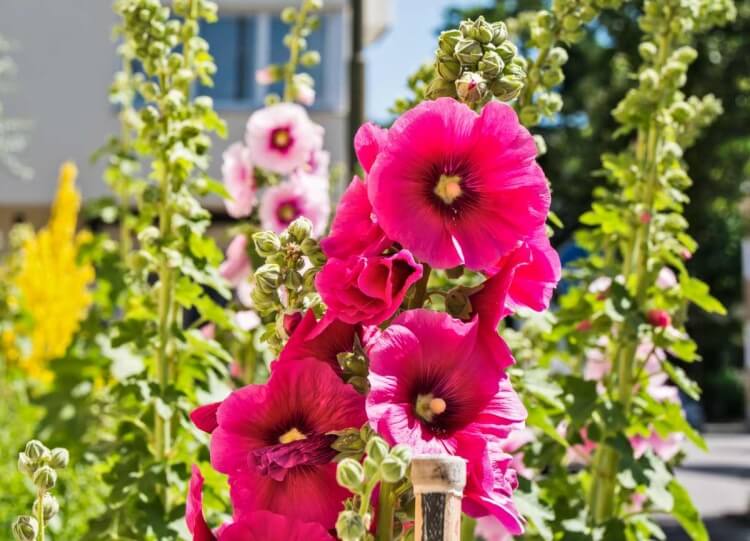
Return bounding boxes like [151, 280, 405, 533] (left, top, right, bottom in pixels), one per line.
[13, 161, 95, 382]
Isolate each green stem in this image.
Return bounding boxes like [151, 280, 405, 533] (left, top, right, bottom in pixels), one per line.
[282, 5, 311, 102]
[375, 481, 395, 541]
[409, 265, 432, 309]
[36, 489, 45, 541]
[460, 515, 477, 541]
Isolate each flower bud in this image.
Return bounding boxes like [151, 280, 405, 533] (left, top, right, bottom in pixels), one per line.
[561, 14, 580, 32]
[478, 50, 504, 79]
[638, 41, 658, 61]
[299, 237, 319, 257]
[288, 217, 313, 242]
[254, 264, 281, 294]
[541, 67, 564, 88]
[363, 456, 379, 479]
[454, 38, 483, 66]
[547, 47, 569, 67]
[455, 71, 488, 105]
[436, 56, 462, 82]
[638, 68, 659, 90]
[12, 516, 38, 541]
[438, 29, 461, 55]
[673, 46, 697, 65]
[33, 465, 57, 490]
[534, 134, 547, 156]
[300, 50, 321, 67]
[520, 105, 541, 127]
[336, 510, 366, 541]
[491, 77, 524, 101]
[17, 453, 35, 476]
[24, 440, 48, 462]
[284, 270, 303, 290]
[336, 458, 365, 491]
[49, 448, 70, 470]
[280, 7, 296, 24]
[496, 40, 517, 63]
[647, 309, 671, 328]
[332, 428, 366, 456]
[380, 456, 407, 483]
[253, 231, 281, 257]
[366, 436, 389, 464]
[33, 493, 60, 521]
[491, 21, 508, 45]
[425, 77, 457, 99]
[389, 444, 412, 466]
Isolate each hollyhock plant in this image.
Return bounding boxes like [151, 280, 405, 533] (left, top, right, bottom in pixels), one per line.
[219, 234, 251, 287]
[203, 359, 365, 528]
[259, 177, 330, 237]
[365, 98, 549, 270]
[222, 143, 257, 218]
[316, 250, 423, 325]
[246, 102, 323, 175]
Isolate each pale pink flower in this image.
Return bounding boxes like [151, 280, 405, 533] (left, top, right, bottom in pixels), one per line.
[656, 267, 678, 289]
[630, 430, 684, 461]
[219, 235, 251, 287]
[259, 177, 330, 237]
[222, 143, 257, 218]
[475, 516, 514, 541]
[255, 67, 275, 85]
[246, 103, 323, 175]
[296, 84, 316, 106]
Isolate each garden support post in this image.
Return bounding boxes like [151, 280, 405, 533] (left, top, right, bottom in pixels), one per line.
[411, 456, 466, 541]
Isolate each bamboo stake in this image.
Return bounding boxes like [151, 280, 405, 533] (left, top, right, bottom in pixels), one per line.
[411, 455, 466, 541]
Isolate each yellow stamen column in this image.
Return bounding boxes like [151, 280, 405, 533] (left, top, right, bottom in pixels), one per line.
[411, 455, 466, 541]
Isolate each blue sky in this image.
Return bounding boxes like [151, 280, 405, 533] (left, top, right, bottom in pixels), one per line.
[364, 0, 492, 122]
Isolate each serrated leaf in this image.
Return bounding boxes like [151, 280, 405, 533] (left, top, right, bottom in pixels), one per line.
[679, 276, 726, 315]
[668, 479, 708, 541]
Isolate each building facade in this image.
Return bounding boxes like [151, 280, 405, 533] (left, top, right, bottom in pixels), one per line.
[0, 0, 392, 231]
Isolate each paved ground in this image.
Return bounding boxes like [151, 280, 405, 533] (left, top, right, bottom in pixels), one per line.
[661, 433, 750, 540]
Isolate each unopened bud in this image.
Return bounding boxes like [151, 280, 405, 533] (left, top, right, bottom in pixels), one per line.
[670, 102, 694, 123]
[254, 264, 281, 294]
[366, 437, 389, 464]
[253, 231, 281, 257]
[24, 440, 48, 462]
[547, 47, 569, 66]
[520, 105, 541, 127]
[491, 21, 508, 45]
[380, 456, 407, 483]
[336, 510, 366, 541]
[300, 50, 321, 67]
[673, 46, 697, 65]
[280, 7, 296, 24]
[288, 217, 313, 242]
[496, 40, 517, 63]
[49, 448, 69, 470]
[436, 56, 462, 81]
[425, 77, 457, 99]
[12, 516, 38, 541]
[389, 444, 412, 466]
[438, 29, 461, 55]
[17, 453, 35, 476]
[478, 50, 504, 79]
[491, 76, 524, 101]
[331, 428, 366, 456]
[455, 71, 488, 104]
[336, 458, 365, 491]
[33, 494, 60, 521]
[454, 38, 483, 66]
[638, 41, 658, 61]
[541, 67, 564, 88]
[284, 270, 303, 290]
[363, 456, 379, 479]
[639, 68, 659, 90]
[33, 465, 57, 490]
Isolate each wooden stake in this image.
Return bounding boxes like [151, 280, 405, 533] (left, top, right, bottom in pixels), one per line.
[411, 455, 466, 541]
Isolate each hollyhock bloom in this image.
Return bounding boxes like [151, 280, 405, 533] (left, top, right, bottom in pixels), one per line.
[219, 235, 251, 287]
[316, 250, 423, 326]
[296, 84, 316, 106]
[475, 516, 513, 541]
[208, 360, 365, 528]
[565, 427, 597, 465]
[320, 176, 391, 259]
[630, 430, 684, 461]
[246, 103, 323, 175]
[354, 122, 388, 173]
[222, 143, 257, 218]
[186, 466, 334, 541]
[656, 267, 678, 289]
[276, 309, 358, 373]
[647, 309, 671, 328]
[302, 149, 330, 177]
[259, 177, 330, 237]
[502, 428, 535, 480]
[588, 276, 613, 295]
[255, 67, 275, 85]
[235, 310, 261, 332]
[366, 98, 549, 270]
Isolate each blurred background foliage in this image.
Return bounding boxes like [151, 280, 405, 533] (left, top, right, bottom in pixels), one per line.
[446, 0, 750, 421]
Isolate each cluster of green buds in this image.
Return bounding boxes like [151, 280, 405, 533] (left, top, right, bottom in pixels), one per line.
[335, 434, 412, 541]
[336, 338, 369, 393]
[640, 0, 736, 36]
[13, 440, 69, 541]
[252, 217, 326, 352]
[259, 0, 323, 104]
[426, 16, 527, 107]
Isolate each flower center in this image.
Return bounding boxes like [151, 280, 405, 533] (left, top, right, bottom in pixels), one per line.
[278, 427, 307, 444]
[434, 174, 463, 204]
[415, 393, 447, 423]
[271, 127, 293, 151]
[277, 202, 299, 224]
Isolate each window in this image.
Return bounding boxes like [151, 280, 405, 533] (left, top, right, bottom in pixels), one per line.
[199, 12, 344, 112]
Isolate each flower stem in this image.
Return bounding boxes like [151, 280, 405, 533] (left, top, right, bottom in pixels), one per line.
[460, 515, 476, 541]
[36, 488, 45, 541]
[409, 264, 432, 309]
[375, 481, 395, 541]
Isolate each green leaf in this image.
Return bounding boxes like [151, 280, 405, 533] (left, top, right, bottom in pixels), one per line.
[679, 276, 726, 315]
[662, 360, 701, 400]
[668, 479, 708, 541]
[515, 486, 554, 541]
[527, 406, 569, 447]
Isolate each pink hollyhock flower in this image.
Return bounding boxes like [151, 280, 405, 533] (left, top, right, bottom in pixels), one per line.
[296, 84, 316, 106]
[475, 516, 513, 541]
[246, 103, 323, 175]
[209, 360, 365, 529]
[630, 430, 684, 461]
[501, 428, 535, 480]
[276, 309, 359, 373]
[302, 149, 330, 177]
[647, 309, 671, 328]
[235, 310, 261, 331]
[320, 176, 391, 259]
[354, 122, 388, 173]
[588, 276, 613, 295]
[366, 98, 549, 270]
[219, 234, 251, 287]
[186, 466, 334, 541]
[656, 267, 678, 289]
[255, 67, 275, 85]
[222, 143, 257, 218]
[316, 250, 423, 326]
[565, 427, 597, 465]
[259, 177, 330, 237]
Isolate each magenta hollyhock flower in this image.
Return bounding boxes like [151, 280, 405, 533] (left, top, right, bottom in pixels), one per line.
[259, 177, 330, 237]
[246, 103, 323, 175]
[209, 359, 365, 529]
[366, 309, 525, 455]
[320, 176, 391, 259]
[354, 122, 388, 173]
[186, 466, 334, 541]
[219, 234, 251, 287]
[276, 309, 359, 373]
[366, 98, 549, 270]
[316, 250, 422, 326]
[222, 143, 257, 218]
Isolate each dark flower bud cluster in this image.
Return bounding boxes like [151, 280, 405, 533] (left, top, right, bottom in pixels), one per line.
[426, 16, 527, 107]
